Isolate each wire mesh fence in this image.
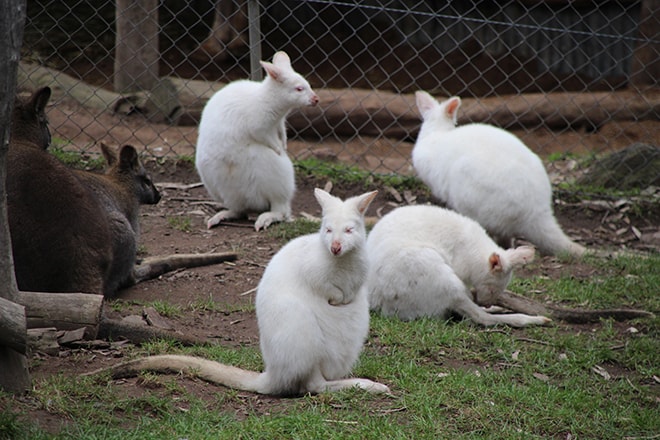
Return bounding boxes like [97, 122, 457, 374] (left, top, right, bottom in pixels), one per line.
[18, 0, 660, 189]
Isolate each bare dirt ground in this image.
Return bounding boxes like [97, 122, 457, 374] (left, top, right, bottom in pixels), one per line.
[4, 94, 660, 434]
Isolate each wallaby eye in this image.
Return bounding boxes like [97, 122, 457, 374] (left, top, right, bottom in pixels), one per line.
[325, 227, 333, 234]
[345, 227, 354, 234]
[295, 86, 304, 92]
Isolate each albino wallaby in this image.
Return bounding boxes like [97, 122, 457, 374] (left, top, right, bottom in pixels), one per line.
[366, 205, 551, 327]
[8, 138, 160, 297]
[413, 91, 586, 257]
[85, 189, 391, 396]
[195, 50, 319, 231]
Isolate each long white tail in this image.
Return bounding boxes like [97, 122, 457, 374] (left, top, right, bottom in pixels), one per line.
[83, 354, 264, 393]
[524, 215, 586, 257]
[453, 297, 551, 327]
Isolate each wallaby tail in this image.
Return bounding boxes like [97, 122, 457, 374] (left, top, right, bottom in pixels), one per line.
[83, 354, 264, 393]
[453, 296, 551, 328]
[525, 215, 586, 258]
[133, 252, 238, 283]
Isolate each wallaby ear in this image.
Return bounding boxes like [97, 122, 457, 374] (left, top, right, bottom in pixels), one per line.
[314, 188, 338, 212]
[31, 87, 51, 114]
[445, 97, 461, 125]
[353, 190, 378, 216]
[505, 246, 536, 268]
[272, 51, 292, 68]
[415, 91, 437, 119]
[261, 61, 284, 83]
[100, 143, 117, 167]
[118, 145, 140, 171]
[488, 252, 503, 273]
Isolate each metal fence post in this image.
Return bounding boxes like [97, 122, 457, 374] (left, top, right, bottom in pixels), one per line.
[248, 0, 262, 81]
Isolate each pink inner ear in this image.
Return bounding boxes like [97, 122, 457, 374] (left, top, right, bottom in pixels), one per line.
[446, 98, 460, 119]
[263, 63, 281, 82]
[489, 253, 503, 273]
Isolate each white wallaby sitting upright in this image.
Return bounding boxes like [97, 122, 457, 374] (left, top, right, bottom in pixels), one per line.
[195, 51, 319, 231]
[366, 205, 551, 327]
[86, 189, 390, 396]
[412, 91, 586, 257]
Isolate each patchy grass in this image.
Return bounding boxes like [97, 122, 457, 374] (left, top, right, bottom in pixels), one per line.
[2, 252, 658, 439]
[167, 216, 193, 233]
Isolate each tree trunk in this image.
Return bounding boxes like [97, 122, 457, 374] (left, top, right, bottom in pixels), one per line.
[114, 0, 159, 93]
[630, 0, 660, 87]
[0, 0, 30, 394]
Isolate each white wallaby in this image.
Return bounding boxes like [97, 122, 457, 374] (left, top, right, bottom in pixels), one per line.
[85, 189, 390, 396]
[366, 205, 551, 327]
[412, 91, 586, 257]
[195, 51, 319, 231]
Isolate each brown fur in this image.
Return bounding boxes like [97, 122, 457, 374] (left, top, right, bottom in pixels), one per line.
[7, 87, 160, 297]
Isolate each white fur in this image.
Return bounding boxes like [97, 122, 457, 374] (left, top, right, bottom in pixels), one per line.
[366, 205, 551, 327]
[196, 51, 319, 231]
[412, 91, 585, 257]
[86, 189, 389, 396]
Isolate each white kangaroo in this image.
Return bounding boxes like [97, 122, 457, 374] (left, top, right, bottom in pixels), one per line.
[366, 205, 551, 327]
[195, 51, 319, 231]
[85, 189, 390, 396]
[412, 91, 586, 257]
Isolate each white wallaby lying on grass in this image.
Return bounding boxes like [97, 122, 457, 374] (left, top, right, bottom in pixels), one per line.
[195, 51, 319, 231]
[366, 205, 551, 327]
[86, 189, 390, 396]
[412, 91, 586, 257]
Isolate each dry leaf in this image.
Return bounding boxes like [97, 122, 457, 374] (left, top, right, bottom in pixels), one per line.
[591, 365, 611, 380]
[533, 372, 550, 382]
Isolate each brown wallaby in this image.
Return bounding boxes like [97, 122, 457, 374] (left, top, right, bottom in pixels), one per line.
[7, 87, 236, 299]
[8, 87, 114, 295]
[8, 94, 161, 297]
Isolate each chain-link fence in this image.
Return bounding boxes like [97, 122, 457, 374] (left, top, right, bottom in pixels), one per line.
[18, 0, 660, 188]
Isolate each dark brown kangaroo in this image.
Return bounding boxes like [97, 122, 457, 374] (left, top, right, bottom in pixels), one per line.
[7, 87, 160, 297]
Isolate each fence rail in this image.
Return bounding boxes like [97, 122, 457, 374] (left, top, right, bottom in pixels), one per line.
[19, 0, 660, 189]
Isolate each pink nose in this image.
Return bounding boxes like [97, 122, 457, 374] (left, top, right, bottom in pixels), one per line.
[310, 94, 319, 106]
[331, 242, 341, 255]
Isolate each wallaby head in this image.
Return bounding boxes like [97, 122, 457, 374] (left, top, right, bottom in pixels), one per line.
[415, 91, 460, 131]
[11, 87, 51, 149]
[314, 188, 377, 257]
[260, 51, 319, 109]
[472, 245, 536, 306]
[101, 144, 161, 205]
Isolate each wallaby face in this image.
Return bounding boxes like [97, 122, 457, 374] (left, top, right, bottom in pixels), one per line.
[261, 51, 319, 109]
[471, 246, 536, 306]
[11, 87, 51, 149]
[314, 188, 374, 257]
[101, 144, 161, 205]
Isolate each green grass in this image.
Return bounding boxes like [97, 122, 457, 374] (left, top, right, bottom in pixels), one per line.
[295, 157, 426, 191]
[167, 216, 193, 233]
[2, 252, 658, 439]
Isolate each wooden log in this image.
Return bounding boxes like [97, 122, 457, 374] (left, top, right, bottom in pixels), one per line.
[18, 61, 660, 137]
[16, 291, 103, 337]
[0, 296, 27, 354]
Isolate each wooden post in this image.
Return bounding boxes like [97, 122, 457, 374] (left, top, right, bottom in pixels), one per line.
[17, 291, 104, 337]
[630, 0, 660, 87]
[0, 0, 30, 394]
[114, 0, 159, 93]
